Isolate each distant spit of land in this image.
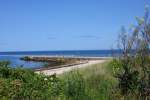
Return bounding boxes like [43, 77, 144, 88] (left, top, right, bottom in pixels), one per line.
[20, 56, 111, 75]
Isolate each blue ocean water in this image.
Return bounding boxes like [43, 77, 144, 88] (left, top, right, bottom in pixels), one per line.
[0, 55, 44, 68]
[0, 50, 121, 68]
[0, 50, 120, 57]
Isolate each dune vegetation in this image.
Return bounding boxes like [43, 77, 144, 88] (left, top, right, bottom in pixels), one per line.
[0, 60, 118, 100]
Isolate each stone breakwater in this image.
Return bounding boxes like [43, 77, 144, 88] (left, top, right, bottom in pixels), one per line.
[20, 56, 111, 71]
[20, 56, 84, 64]
[20, 56, 110, 61]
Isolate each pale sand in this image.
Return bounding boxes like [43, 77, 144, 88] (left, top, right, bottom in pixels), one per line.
[35, 60, 107, 75]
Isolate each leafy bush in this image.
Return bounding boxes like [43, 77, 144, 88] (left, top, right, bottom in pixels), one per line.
[0, 59, 121, 100]
[0, 61, 10, 67]
[0, 61, 64, 99]
[113, 5, 150, 99]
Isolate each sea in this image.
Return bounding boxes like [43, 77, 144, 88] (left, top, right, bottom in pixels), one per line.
[0, 50, 121, 68]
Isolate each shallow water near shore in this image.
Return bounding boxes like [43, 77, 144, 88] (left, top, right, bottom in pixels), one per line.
[0, 55, 44, 68]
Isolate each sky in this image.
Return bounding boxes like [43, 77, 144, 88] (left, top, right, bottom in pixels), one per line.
[0, 0, 149, 51]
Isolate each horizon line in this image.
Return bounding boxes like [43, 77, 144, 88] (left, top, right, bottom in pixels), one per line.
[0, 49, 120, 52]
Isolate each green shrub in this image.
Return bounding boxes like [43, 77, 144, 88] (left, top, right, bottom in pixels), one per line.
[0, 61, 10, 67]
[0, 61, 64, 99]
[63, 71, 87, 100]
[108, 59, 123, 75]
[0, 60, 121, 100]
[114, 5, 150, 99]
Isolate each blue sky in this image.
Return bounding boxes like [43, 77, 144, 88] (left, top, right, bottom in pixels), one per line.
[0, 0, 149, 51]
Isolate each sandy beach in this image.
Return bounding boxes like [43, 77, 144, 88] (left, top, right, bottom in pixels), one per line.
[35, 59, 107, 75]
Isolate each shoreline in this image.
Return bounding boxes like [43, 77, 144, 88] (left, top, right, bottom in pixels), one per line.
[20, 56, 112, 70]
[21, 55, 112, 59]
[35, 59, 107, 75]
[22, 56, 112, 71]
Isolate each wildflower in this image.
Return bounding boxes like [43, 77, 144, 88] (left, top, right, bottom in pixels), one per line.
[44, 78, 48, 81]
[50, 77, 53, 81]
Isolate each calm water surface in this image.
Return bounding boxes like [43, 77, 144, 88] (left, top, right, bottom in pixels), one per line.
[0, 55, 44, 68]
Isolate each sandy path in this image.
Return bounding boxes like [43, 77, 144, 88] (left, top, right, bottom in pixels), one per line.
[35, 60, 106, 75]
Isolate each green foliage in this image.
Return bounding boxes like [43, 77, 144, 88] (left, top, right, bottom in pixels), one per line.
[61, 62, 119, 100]
[0, 61, 10, 67]
[1, 58, 132, 100]
[114, 5, 150, 99]
[0, 60, 118, 100]
[0, 61, 64, 99]
[63, 71, 87, 100]
[108, 59, 123, 75]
